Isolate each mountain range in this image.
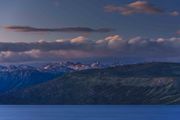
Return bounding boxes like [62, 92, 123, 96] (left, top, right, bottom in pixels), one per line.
[0, 61, 104, 93]
[1, 62, 180, 104]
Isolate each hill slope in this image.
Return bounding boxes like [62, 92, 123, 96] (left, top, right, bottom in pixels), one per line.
[2, 62, 180, 104]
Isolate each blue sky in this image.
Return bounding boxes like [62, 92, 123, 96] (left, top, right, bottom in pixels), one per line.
[0, 0, 180, 63]
[0, 0, 179, 42]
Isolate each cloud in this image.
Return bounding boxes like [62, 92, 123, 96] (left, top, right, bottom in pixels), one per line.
[70, 36, 87, 44]
[0, 37, 92, 52]
[96, 35, 180, 57]
[103, 35, 124, 49]
[128, 36, 148, 44]
[169, 11, 179, 16]
[105, 35, 122, 42]
[105, 1, 179, 16]
[3, 25, 113, 33]
[96, 35, 124, 49]
[104, 1, 162, 15]
[97, 35, 122, 43]
[1, 35, 180, 63]
[156, 38, 166, 43]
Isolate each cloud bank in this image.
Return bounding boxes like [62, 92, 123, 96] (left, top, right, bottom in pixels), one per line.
[0, 35, 180, 63]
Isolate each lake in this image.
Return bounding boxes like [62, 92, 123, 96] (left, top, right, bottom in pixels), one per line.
[0, 105, 179, 120]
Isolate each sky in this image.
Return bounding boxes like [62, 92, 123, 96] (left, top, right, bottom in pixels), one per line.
[0, 0, 180, 63]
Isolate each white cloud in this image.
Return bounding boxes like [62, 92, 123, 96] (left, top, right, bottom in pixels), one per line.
[128, 36, 147, 44]
[70, 36, 87, 44]
[155, 38, 165, 43]
[96, 35, 123, 48]
[55, 39, 66, 43]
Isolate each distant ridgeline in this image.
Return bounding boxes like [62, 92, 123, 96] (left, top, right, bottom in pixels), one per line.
[1, 62, 180, 104]
[0, 61, 105, 93]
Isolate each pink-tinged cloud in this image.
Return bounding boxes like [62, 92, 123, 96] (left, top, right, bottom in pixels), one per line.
[104, 1, 162, 15]
[70, 36, 87, 44]
[105, 1, 179, 16]
[96, 35, 124, 49]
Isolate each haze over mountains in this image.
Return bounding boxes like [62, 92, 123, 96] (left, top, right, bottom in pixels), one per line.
[1, 62, 180, 104]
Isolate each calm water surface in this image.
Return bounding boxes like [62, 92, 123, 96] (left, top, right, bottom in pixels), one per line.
[0, 105, 179, 120]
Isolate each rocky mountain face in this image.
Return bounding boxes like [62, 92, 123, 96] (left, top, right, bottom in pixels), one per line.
[1, 62, 180, 104]
[0, 61, 104, 93]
